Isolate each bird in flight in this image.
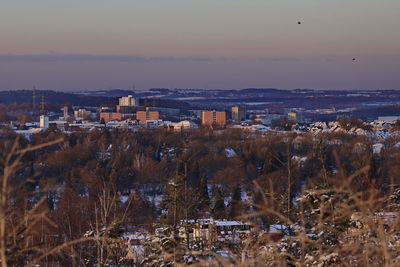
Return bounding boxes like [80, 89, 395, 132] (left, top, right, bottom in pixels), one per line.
[352, 58, 356, 61]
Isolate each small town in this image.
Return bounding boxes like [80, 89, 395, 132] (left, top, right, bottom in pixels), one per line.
[1, 91, 400, 265]
[2, 0, 400, 266]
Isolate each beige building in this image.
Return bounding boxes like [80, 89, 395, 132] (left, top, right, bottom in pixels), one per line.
[119, 95, 137, 106]
[167, 120, 198, 131]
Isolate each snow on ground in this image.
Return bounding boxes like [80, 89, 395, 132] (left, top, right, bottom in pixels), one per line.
[225, 148, 237, 158]
[291, 156, 308, 165]
[146, 194, 163, 208]
[120, 195, 129, 203]
[373, 143, 384, 154]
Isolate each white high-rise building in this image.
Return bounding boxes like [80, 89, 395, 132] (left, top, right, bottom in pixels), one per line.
[119, 95, 137, 107]
[63, 106, 69, 119]
[40, 115, 49, 128]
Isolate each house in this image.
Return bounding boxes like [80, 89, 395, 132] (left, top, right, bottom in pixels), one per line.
[178, 219, 252, 246]
[167, 120, 198, 131]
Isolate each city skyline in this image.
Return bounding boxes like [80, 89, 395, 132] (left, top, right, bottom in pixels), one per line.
[1, 0, 400, 90]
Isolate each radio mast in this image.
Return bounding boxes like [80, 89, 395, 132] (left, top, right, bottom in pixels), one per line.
[40, 94, 46, 115]
[32, 86, 37, 114]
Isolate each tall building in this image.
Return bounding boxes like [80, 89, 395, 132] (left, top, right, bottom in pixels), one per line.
[232, 106, 246, 123]
[63, 106, 69, 119]
[136, 108, 160, 124]
[39, 115, 49, 129]
[117, 95, 138, 115]
[202, 111, 226, 126]
[119, 95, 137, 107]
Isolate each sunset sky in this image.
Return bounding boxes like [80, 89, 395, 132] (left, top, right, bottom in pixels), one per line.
[1, 0, 399, 90]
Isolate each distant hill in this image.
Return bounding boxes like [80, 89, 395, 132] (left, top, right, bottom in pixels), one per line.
[74, 89, 136, 98]
[0, 90, 118, 106]
[350, 105, 400, 119]
[0, 90, 191, 109]
[75, 89, 171, 99]
[139, 98, 191, 109]
[238, 88, 286, 94]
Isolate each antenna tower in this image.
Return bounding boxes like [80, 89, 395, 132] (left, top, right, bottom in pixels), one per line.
[32, 86, 37, 114]
[40, 95, 46, 115]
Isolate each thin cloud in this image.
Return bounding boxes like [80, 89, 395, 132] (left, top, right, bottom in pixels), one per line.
[0, 54, 322, 63]
[0, 54, 217, 63]
[258, 57, 303, 62]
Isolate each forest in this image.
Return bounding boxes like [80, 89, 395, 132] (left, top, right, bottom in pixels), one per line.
[1, 126, 400, 266]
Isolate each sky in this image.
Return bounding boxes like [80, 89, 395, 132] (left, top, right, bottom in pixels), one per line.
[0, 0, 399, 91]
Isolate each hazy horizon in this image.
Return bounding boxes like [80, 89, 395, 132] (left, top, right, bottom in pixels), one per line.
[1, 0, 400, 91]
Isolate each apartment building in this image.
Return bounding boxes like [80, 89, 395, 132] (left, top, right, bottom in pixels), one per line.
[202, 111, 226, 126]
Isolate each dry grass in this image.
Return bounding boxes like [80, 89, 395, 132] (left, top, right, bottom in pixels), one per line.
[147, 164, 400, 266]
[1, 136, 400, 266]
